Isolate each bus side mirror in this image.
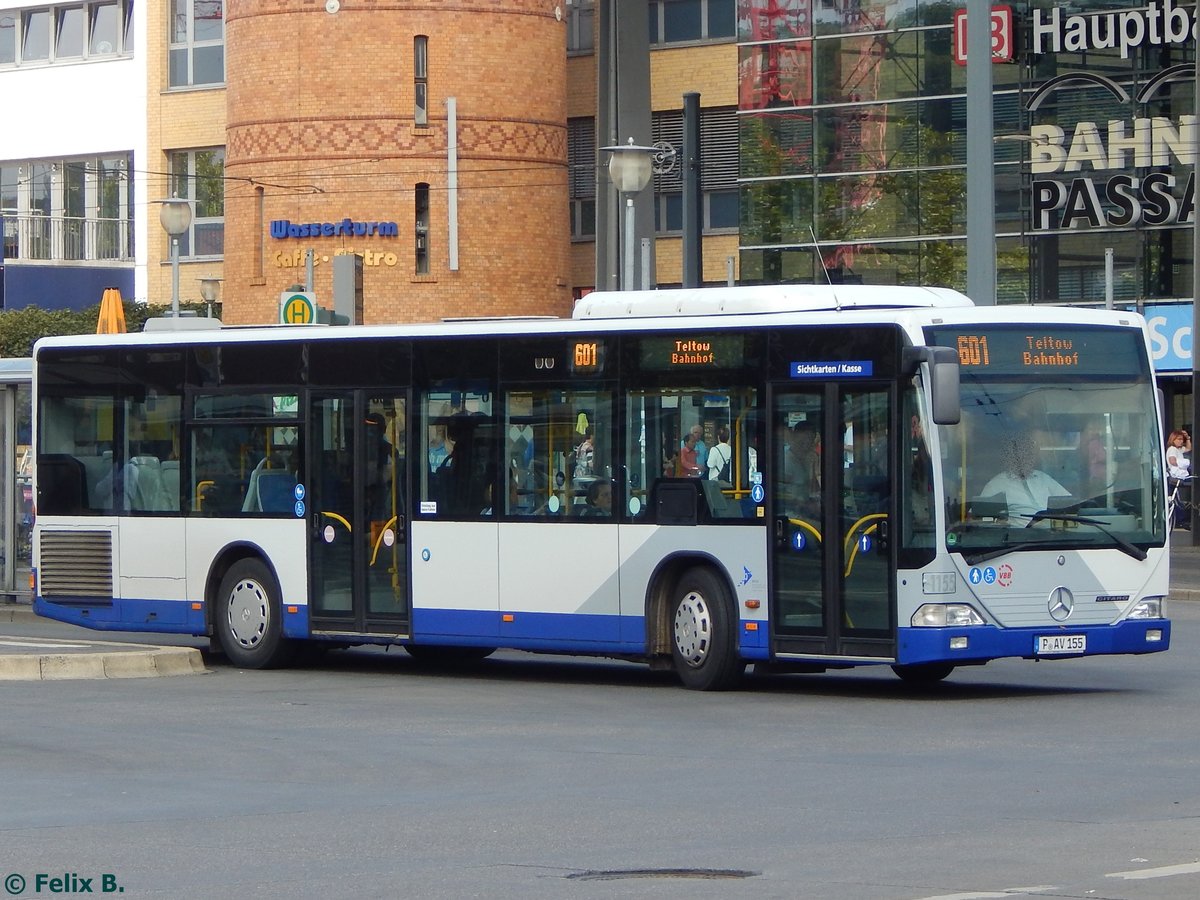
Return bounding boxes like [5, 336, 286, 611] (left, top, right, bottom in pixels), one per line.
[903, 346, 961, 425]
[928, 346, 961, 425]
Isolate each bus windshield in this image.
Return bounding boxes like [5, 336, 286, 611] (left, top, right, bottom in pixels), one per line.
[928, 325, 1165, 561]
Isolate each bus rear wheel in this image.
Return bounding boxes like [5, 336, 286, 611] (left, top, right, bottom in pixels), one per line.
[215, 559, 294, 669]
[891, 663, 954, 685]
[670, 568, 743, 691]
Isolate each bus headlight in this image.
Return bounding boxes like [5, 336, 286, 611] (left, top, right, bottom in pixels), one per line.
[1127, 597, 1164, 619]
[911, 603, 986, 627]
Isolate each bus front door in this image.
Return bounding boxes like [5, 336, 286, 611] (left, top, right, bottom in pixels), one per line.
[309, 392, 410, 636]
[770, 385, 895, 660]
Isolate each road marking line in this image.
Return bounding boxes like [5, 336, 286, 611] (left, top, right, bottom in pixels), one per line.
[913, 887, 1056, 900]
[1106, 862, 1200, 880]
[0, 639, 85, 649]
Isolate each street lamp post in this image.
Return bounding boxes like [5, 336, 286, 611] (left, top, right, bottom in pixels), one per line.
[158, 197, 192, 318]
[198, 277, 222, 319]
[600, 138, 656, 290]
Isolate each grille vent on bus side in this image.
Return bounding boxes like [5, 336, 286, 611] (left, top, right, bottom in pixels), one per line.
[40, 530, 114, 599]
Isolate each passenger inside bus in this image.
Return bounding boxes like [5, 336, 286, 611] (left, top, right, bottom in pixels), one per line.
[779, 421, 820, 516]
[580, 478, 612, 517]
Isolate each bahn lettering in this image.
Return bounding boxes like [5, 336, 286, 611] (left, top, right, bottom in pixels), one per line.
[1024, 335, 1079, 367]
[672, 339, 714, 365]
[1027, 118, 1198, 231]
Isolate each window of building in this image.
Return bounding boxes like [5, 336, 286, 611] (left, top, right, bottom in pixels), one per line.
[90, 2, 123, 55]
[567, 0, 594, 54]
[649, 0, 734, 45]
[651, 106, 739, 233]
[568, 118, 596, 239]
[22, 9, 49, 61]
[0, 153, 133, 262]
[169, 0, 224, 87]
[415, 183, 430, 274]
[56, 6, 85, 58]
[169, 149, 225, 258]
[0, 14, 15, 65]
[414, 35, 428, 127]
[0, 2, 131, 68]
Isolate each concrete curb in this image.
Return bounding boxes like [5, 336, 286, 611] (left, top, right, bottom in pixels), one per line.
[0, 647, 207, 681]
[0, 634, 207, 682]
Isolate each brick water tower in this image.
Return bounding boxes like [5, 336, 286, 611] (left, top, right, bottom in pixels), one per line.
[222, 0, 572, 324]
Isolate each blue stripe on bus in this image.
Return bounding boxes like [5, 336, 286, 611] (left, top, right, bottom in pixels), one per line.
[897, 619, 1171, 665]
[413, 608, 632, 652]
[55, 593, 1171, 669]
[33, 596, 206, 634]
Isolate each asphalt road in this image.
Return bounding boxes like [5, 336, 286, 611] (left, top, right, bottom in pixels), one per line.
[0, 608, 1197, 900]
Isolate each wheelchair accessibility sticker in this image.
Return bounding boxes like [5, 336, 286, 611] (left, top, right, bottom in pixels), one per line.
[968, 566, 997, 585]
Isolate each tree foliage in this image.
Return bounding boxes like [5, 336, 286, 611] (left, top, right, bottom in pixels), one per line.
[0, 301, 219, 359]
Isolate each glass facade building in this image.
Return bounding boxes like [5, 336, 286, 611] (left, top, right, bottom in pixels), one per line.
[736, 0, 1197, 308]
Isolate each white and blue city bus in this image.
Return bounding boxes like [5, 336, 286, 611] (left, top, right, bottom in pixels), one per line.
[31, 285, 1170, 688]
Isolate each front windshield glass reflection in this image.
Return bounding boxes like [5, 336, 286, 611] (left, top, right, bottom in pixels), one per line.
[938, 380, 1165, 560]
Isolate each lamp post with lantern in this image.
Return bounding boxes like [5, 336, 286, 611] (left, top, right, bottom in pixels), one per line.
[600, 138, 657, 291]
[198, 277, 222, 320]
[157, 196, 192, 318]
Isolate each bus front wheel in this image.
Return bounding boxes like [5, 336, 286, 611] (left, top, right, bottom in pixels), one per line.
[670, 568, 743, 691]
[215, 559, 294, 669]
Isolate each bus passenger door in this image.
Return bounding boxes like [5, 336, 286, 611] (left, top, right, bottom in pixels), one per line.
[309, 392, 409, 635]
[770, 385, 895, 659]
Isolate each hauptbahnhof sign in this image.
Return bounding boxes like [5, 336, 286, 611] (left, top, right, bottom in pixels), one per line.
[1015, 0, 1198, 233]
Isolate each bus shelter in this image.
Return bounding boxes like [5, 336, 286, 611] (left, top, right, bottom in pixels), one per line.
[0, 357, 32, 602]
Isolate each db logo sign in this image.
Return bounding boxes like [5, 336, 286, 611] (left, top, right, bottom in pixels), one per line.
[952, 6, 1014, 65]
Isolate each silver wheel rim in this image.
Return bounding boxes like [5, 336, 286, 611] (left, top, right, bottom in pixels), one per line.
[674, 590, 712, 668]
[225, 578, 269, 649]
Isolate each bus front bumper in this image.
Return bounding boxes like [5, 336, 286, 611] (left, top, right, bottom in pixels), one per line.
[897, 618, 1170, 666]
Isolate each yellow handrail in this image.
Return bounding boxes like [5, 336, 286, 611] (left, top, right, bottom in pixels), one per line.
[321, 510, 351, 531]
[369, 516, 399, 567]
[843, 514, 887, 577]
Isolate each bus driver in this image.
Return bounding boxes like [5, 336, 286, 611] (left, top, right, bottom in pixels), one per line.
[979, 432, 1070, 523]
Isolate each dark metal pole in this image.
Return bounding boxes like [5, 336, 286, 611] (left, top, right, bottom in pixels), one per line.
[966, 0, 996, 305]
[682, 91, 702, 288]
[1191, 44, 1199, 542]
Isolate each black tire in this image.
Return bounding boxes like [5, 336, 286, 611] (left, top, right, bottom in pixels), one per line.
[891, 663, 954, 685]
[214, 558, 294, 669]
[670, 567, 744, 691]
[404, 645, 496, 664]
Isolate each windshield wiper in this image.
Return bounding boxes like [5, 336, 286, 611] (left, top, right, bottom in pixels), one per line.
[963, 540, 1048, 566]
[1025, 511, 1147, 561]
[960, 513, 1148, 565]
